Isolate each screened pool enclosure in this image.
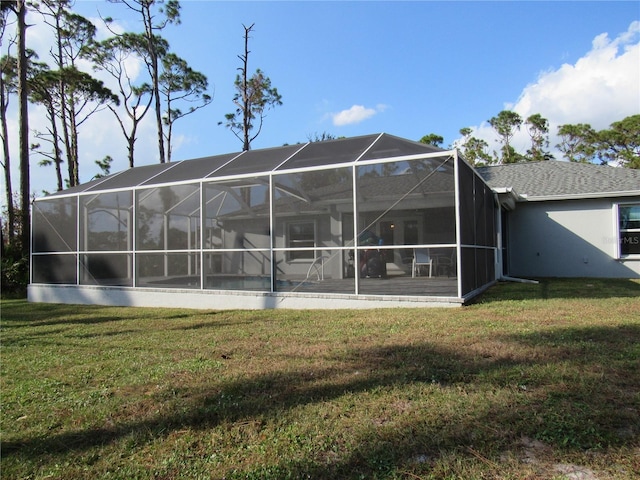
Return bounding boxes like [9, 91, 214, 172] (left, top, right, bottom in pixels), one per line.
[29, 134, 498, 309]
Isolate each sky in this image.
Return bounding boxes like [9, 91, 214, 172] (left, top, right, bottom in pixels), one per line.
[2, 0, 640, 198]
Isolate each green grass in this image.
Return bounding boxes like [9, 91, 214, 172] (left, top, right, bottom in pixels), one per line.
[1, 278, 639, 479]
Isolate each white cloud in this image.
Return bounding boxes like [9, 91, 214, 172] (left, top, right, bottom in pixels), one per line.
[332, 104, 386, 126]
[464, 20, 640, 158]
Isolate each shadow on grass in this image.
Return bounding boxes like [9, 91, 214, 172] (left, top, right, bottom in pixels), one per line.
[475, 277, 640, 303]
[0, 328, 137, 347]
[0, 301, 127, 328]
[0, 300, 233, 329]
[3, 321, 639, 478]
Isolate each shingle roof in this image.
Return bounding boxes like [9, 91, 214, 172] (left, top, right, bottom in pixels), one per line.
[476, 161, 640, 200]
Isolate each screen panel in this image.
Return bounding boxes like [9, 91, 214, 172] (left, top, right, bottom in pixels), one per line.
[458, 160, 475, 245]
[203, 251, 271, 291]
[204, 177, 271, 250]
[32, 254, 77, 284]
[136, 184, 200, 250]
[277, 135, 378, 170]
[357, 157, 456, 247]
[209, 145, 302, 178]
[273, 167, 353, 249]
[274, 249, 354, 294]
[85, 163, 173, 191]
[359, 134, 440, 161]
[80, 191, 133, 252]
[141, 153, 239, 186]
[32, 197, 77, 253]
[136, 253, 200, 288]
[80, 253, 132, 286]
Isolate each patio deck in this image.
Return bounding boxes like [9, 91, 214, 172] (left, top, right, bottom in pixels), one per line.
[278, 274, 458, 297]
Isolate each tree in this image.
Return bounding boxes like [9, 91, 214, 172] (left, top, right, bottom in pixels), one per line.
[556, 123, 598, 164]
[28, 62, 66, 191]
[419, 133, 444, 147]
[221, 23, 282, 151]
[0, 0, 30, 261]
[463, 137, 493, 166]
[87, 32, 157, 168]
[94, 155, 113, 178]
[38, 0, 88, 186]
[457, 127, 493, 166]
[489, 110, 523, 164]
[111, 0, 181, 163]
[158, 52, 211, 162]
[307, 131, 338, 142]
[596, 115, 640, 169]
[0, 50, 17, 246]
[1, 0, 31, 258]
[36, 0, 118, 186]
[525, 113, 552, 162]
[28, 63, 118, 188]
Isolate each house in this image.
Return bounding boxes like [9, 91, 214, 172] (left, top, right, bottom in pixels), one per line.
[477, 161, 640, 279]
[27, 134, 639, 310]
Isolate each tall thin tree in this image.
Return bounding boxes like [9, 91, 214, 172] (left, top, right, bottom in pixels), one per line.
[556, 123, 597, 164]
[221, 23, 282, 151]
[489, 110, 523, 164]
[110, 0, 181, 163]
[28, 63, 66, 191]
[525, 113, 552, 162]
[36, 0, 116, 186]
[87, 32, 157, 168]
[159, 52, 212, 162]
[457, 127, 492, 166]
[10, 0, 30, 256]
[0, 44, 17, 245]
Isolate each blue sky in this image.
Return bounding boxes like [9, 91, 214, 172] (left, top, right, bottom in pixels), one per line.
[4, 1, 640, 195]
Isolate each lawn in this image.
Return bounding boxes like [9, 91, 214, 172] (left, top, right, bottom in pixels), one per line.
[1, 278, 639, 479]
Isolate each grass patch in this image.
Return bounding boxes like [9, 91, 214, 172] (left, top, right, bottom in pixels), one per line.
[1, 278, 639, 479]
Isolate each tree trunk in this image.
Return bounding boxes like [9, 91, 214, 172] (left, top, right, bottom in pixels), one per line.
[46, 103, 64, 191]
[241, 25, 252, 151]
[141, 5, 166, 163]
[17, 0, 30, 257]
[128, 129, 136, 168]
[68, 100, 80, 186]
[152, 54, 165, 163]
[0, 70, 15, 245]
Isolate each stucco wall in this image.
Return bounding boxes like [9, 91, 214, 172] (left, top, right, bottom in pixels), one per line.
[507, 197, 640, 278]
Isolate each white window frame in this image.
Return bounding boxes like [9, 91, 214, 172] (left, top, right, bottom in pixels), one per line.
[616, 202, 640, 259]
[286, 220, 317, 261]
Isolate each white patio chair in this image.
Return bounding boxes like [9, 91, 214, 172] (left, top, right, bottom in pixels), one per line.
[412, 248, 433, 278]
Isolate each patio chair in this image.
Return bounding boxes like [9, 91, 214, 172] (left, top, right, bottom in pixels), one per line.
[412, 248, 433, 278]
[436, 250, 456, 277]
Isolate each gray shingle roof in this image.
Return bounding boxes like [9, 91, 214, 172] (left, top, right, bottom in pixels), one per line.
[476, 161, 640, 200]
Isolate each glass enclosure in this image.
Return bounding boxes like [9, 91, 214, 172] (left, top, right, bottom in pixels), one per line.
[31, 134, 498, 301]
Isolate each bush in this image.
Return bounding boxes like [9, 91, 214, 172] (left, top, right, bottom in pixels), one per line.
[1, 247, 28, 298]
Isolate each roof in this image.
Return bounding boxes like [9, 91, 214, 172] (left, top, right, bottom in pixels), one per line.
[476, 161, 640, 201]
[44, 133, 446, 198]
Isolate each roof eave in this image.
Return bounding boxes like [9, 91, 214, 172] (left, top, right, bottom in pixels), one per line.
[492, 187, 521, 211]
[519, 190, 640, 202]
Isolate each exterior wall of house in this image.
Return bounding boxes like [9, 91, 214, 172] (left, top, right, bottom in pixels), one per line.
[506, 197, 640, 278]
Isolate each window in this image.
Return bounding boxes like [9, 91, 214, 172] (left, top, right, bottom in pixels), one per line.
[287, 222, 315, 260]
[618, 203, 640, 257]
